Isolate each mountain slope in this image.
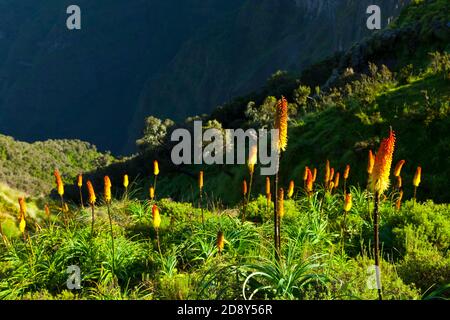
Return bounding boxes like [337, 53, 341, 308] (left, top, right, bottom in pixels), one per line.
[85, 0, 449, 204]
[0, 0, 408, 153]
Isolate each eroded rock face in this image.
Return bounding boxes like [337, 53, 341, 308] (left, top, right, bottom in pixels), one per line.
[0, 0, 409, 154]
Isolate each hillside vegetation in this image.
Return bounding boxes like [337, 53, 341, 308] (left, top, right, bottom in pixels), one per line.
[0, 135, 115, 196]
[0, 0, 449, 301]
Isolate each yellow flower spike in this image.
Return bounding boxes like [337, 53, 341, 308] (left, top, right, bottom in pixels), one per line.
[248, 144, 258, 175]
[413, 166, 422, 187]
[19, 215, 26, 234]
[149, 186, 155, 200]
[274, 96, 288, 152]
[265, 177, 271, 196]
[306, 168, 314, 193]
[104, 176, 112, 203]
[344, 193, 352, 212]
[217, 231, 225, 254]
[86, 180, 96, 205]
[287, 180, 294, 198]
[370, 129, 396, 194]
[277, 188, 285, 218]
[153, 160, 160, 176]
[123, 174, 129, 189]
[394, 160, 406, 177]
[152, 204, 161, 229]
[77, 174, 83, 188]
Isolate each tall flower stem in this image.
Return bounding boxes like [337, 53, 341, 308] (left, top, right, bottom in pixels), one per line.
[106, 203, 115, 282]
[247, 172, 254, 213]
[90, 204, 95, 238]
[153, 176, 158, 200]
[413, 186, 417, 204]
[79, 187, 84, 209]
[156, 228, 162, 256]
[341, 210, 348, 255]
[273, 174, 280, 261]
[200, 188, 204, 227]
[373, 191, 383, 301]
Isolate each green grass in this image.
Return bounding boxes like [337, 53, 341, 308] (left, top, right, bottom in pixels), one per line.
[1, 182, 448, 300]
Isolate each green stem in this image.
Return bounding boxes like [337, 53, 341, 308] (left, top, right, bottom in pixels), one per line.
[247, 172, 254, 210]
[90, 204, 95, 238]
[107, 203, 115, 283]
[156, 228, 162, 256]
[79, 187, 84, 209]
[200, 189, 204, 227]
[341, 210, 348, 256]
[153, 176, 158, 200]
[373, 192, 383, 301]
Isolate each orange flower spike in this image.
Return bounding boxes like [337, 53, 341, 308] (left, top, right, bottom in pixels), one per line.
[394, 160, 406, 177]
[104, 176, 112, 203]
[199, 171, 204, 191]
[367, 150, 375, 175]
[334, 172, 340, 189]
[44, 204, 51, 217]
[312, 168, 317, 183]
[274, 96, 288, 152]
[413, 167, 422, 187]
[77, 174, 83, 188]
[306, 168, 314, 193]
[86, 180, 96, 205]
[267, 192, 272, 203]
[287, 180, 294, 198]
[344, 193, 352, 212]
[18, 197, 27, 217]
[330, 168, 335, 183]
[303, 166, 309, 181]
[324, 160, 330, 184]
[344, 165, 350, 180]
[242, 179, 248, 196]
[265, 177, 271, 196]
[277, 188, 285, 218]
[370, 129, 396, 194]
[54, 169, 64, 196]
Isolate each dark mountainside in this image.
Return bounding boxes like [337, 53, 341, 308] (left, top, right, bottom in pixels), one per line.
[0, 0, 408, 154]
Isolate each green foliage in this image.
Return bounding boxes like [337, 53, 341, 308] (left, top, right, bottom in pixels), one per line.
[0, 135, 115, 196]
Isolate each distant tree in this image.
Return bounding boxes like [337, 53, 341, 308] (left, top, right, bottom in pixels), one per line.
[136, 116, 175, 152]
